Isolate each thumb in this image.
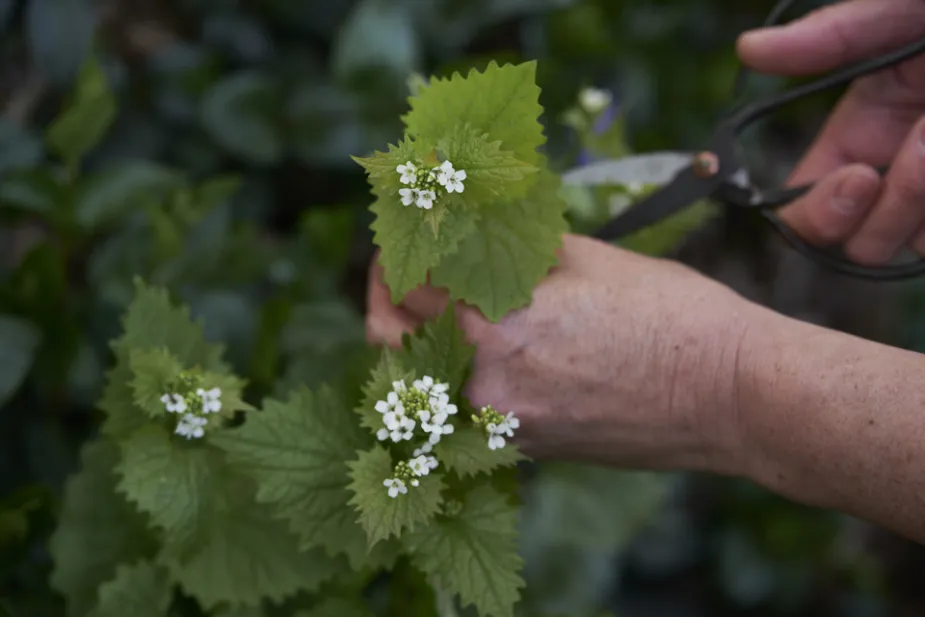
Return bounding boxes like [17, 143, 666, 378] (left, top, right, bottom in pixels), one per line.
[776, 163, 881, 245]
[403, 284, 495, 343]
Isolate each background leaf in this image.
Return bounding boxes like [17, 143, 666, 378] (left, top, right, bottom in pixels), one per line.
[0, 315, 41, 407]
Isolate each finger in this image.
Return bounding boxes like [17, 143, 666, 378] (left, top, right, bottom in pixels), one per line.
[844, 116, 925, 264]
[737, 0, 925, 76]
[402, 284, 450, 320]
[777, 163, 882, 245]
[366, 256, 419, 347]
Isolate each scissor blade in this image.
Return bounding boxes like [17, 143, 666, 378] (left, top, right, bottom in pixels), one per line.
[592, 165, 719, 240]
[561, 152, 693, 187]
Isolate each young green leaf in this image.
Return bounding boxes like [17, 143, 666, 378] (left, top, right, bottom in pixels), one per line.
[116, 425, 215, 556]
[128, 348, 182, 418]
[369, 187, 478, 301]
[430, 169, 567, 321]
[48, 439, 159, 617]
[434, 426, 526, 479]
[117, 427, 347, 608]
[435, 124, 538, 205]
[347, 444, 445, 546]
[212, 385, 378, 569]
[403, 61, 545, 165]
[355, 350, 415, 436]
[403, 485, 525, 617]
[45, 54, 117, 169]
[403, 306, 474, 396]
[88, 561, 172, 617]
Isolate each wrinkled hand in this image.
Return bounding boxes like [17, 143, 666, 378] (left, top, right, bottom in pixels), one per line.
[738, 0, 925, 264]
[366, 234, 761, 473]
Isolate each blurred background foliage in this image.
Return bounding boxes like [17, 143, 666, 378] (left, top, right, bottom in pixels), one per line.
[1, 0, 924, 616]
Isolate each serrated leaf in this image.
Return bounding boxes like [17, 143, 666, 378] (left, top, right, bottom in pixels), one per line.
[296, 597, 374, 617]
[436, 124, 537, 205]
[211, 385, 376, 569]
[201, 72, 283, 165]
[355, 350, 414, 436]
[404, 485, 524, 617]
[75, 161, 185, 230]
[347, 445, 445, 546]
[435, 426, 525, 479]
[370, 189, 477, 301]
[45, 54, 116, 166]
[101, 280, 234, 438]
[116, 425, 214, 556]
[404, 306, 474, 397]
[89, 561, 171, 617]
[49, 439, 158, 617]
[403, 61, 545, 165]
[163, 462, 347, 609]
[129, 348, 182, 418]
[0, 315, 41, 407]
[431, 169, 567, 321]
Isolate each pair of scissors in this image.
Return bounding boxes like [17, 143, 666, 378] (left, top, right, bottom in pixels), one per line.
[562, 0, 925, 281]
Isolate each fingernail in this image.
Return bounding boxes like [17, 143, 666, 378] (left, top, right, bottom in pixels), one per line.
[831, 172, 878, 216]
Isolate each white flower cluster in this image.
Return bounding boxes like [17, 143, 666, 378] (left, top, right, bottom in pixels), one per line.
[375, 376, 457, 445]
[160, 385, 223, 440]
[383, 453, 439, 498]
[472, 405, 520, 451]
[396, 160, 467, 210]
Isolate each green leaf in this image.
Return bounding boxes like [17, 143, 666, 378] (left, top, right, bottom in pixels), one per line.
[89, 561, 172, 617]
[162, 459, 347, 609]
[45, 54, 117, 167]
[75, 161, 185, 230]
[211, 385, 376, 568]
[0, 315, 41, 407]
[201, 72, 283, 165]
[120, 279, 228, 372]
[369, 187, 477, 301]
[404, 306, 474, 397]
[436, 124, 537, 205]
[100, 280, 230, 438]
[116, 425, 215, 556]
[347, 444, 445, 546]
[331, 0, 420, 81]
[355, 350, 414, 436]
[403, 485, 525, 617]
[296, 597, 374, 617]
[128, 347, 182, 418]
[49, 439, 158, 617]
[403, 61, 545, 165]
[0, 167, 69, 217]
[431, 169, 567, 321]
[435, 426, 525, 479]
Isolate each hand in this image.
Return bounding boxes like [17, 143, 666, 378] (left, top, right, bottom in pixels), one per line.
[366, 234, 763, 473]
[737, 0, 925, 265]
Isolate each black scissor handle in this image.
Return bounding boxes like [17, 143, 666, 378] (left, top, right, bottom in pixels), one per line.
[747, 165, 925, 281]
[761, 209, 925, 281]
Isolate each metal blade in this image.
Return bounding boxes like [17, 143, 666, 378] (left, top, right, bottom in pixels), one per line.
[561, 152, 693, 187]
[592, 164, 723, 240]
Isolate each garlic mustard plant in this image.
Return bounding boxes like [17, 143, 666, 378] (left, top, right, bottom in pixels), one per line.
[395, 158, 466, 209]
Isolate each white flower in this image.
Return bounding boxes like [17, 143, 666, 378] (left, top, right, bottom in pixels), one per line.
[444, 169, 466, 193]
[392, 380, 407, 392]
[376, 428, 389, 441]
[410, 478, 420, 487]
[412, 442, 433, 457]
[375, 392, 403, 415]
[409, 454, 440, 477]
[196, 387, 222, 414]
[488, 434, 506, 450]
[383, 478, 408, 498]
[397, 161, 417, 185]
[414, 376, 449, 396]
[388, 415, 415, 442]
[399, 187, 417, 206]
[578, 87, 612, 114]
[415, 189, 436, 210]
[175, 413, 207, 439]
[160, 393, 187, 414]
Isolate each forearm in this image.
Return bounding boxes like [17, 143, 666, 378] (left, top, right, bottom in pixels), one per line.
[736, 309, 925, 544]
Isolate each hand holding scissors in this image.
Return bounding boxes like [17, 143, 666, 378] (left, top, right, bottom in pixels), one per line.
[564, 0, 925, 281]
